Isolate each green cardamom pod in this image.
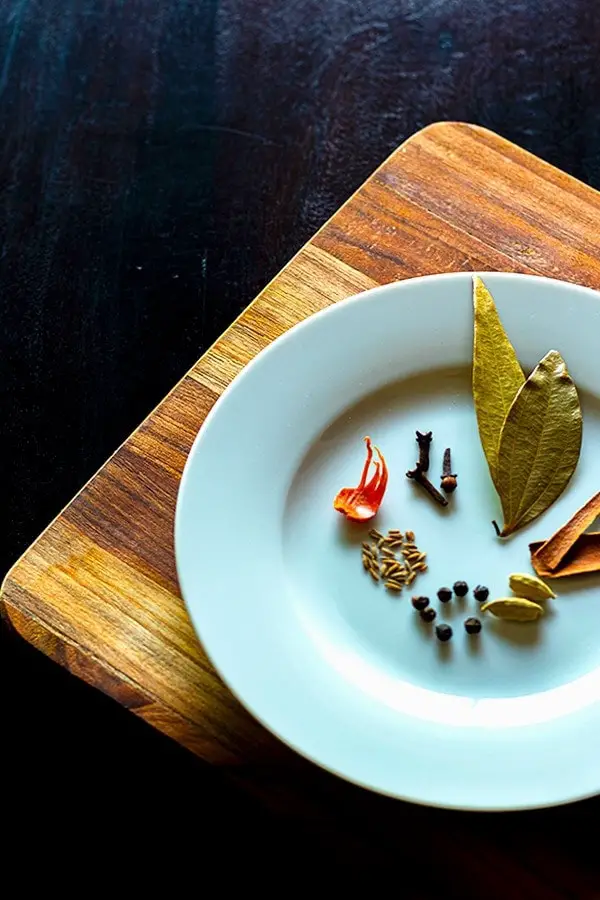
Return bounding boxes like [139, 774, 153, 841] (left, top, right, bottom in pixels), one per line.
[480, 598, 544, 622]
[508, 573, 556, 601]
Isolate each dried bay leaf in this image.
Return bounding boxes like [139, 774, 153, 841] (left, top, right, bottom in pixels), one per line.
[471, 281, 582, 537]
[472, 276, 525, 483]
[481, 598, 544, 621]
[495, 350, 582, 537]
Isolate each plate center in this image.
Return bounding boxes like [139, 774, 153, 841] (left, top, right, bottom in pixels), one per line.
[283, 366, 600, 700]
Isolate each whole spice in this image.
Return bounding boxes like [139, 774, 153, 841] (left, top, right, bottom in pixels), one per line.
[530, 490, 600, 573]
[412, 595, 430, 611]
[473, 585, 489, 602]
[361, 546, 376, 574]
[407, 462, 449, 507]
[481, 598, 544, 622]
[440, 448, 458, 494]
[493, 351, 582, 537]
[472, 275, 525, 483]
[453, 580, 469, 597]
[464, 617, 482, 635]
[437, 587, 452, 603]
[385, 580, 403, 593]
[334, 436, 388, 521]
[530, 533, 600, 578]
[508, 573, 555, 601]
[472, 279, 582, 538]
[436, 624, 453, 642]
[416, 431, 433, 472]
[420, 607, 437, 623]
[360, 528, 428, 594]
[405, 550, 426, 563]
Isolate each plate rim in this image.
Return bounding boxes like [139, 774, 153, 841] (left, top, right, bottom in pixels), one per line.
[175, 270, 600, 811]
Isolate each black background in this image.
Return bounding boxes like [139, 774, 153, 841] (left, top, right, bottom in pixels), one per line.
[3, 0, 600, 878]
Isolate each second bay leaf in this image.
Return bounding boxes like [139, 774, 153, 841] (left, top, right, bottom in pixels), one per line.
[495, 350, 582, 537]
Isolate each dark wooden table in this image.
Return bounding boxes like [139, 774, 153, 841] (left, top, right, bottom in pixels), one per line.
[3, 0, 600, 887]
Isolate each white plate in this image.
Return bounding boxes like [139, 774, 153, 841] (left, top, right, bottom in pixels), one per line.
[175, 272, 600, 810]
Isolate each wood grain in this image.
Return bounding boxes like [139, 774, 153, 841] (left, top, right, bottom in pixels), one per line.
[3, 122, 600, 773]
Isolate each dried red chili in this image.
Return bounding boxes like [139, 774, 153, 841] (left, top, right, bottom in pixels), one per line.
[333, 436, 388, 522]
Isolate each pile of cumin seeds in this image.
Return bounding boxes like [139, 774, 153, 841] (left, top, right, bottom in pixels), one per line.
[361, 529, 428, 594]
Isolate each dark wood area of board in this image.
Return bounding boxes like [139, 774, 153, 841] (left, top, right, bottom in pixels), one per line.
[3, 1, 600, 889]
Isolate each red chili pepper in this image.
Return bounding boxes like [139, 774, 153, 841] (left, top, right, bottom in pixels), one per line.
[333, 436, 388, 522]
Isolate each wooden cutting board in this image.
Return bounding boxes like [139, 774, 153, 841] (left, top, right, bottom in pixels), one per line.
[4, 122, 600, 769]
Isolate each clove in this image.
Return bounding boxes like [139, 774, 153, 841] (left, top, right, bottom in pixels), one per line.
[415, 431, 432, 472]
[440, 448, 458, 493]
[407, 462, 448, 507]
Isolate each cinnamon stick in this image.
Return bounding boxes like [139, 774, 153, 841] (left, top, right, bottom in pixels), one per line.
[530, 533, 600, 578]
[531, 490, 600, 572]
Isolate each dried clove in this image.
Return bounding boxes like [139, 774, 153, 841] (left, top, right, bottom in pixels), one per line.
[440, 448, 458, 493]
[407, 462, 449, 507]
[415, 431, 433, 472]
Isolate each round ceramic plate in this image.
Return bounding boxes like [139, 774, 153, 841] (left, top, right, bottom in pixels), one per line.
[175, 272, 600, 810]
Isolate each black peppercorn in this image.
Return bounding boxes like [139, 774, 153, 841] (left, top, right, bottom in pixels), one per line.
[437, 587, 452, 603]
[412, 595, 429, 611]
[420, 607, 436, 623]
[473, 585, 489, 602]
[436, 624, 453, 642]
[453, 580, 469, 597]
[464, 617, 482, 635]
[441, 474, 458, 493]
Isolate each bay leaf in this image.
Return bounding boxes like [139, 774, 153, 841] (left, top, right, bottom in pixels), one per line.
[472, 276, 525, 483]
[495, 350, 582, 537]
